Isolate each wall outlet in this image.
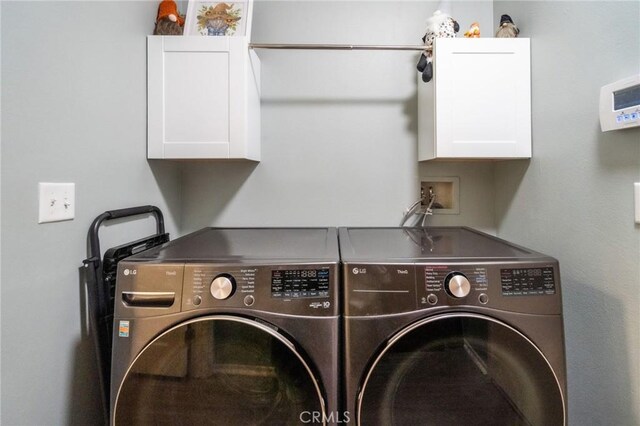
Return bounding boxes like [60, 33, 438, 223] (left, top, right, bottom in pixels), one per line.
[38, 183, 75, 223]
[420, 177, 460, 215]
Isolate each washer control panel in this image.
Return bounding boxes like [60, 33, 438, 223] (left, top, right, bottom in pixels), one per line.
[271, 269, 330, 299]
[188, 267, 256, 303]
[210, 274, 236, 300]
[182, 264, 337, 316]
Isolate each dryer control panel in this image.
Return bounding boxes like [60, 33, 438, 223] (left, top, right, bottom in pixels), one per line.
[420, 265, 491, 308]
[417, 262, 561, 315]
[500, 267, 556, 296]
[425, 265, 489, 294]
[343, 261, 561, 316]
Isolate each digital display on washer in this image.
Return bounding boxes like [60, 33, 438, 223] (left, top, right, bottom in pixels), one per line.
[501, 267, 556, 296]
[271, 269, 330, 298]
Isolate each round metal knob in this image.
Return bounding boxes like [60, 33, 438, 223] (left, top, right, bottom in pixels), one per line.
[445, 273, 471, 298]
[210, 275, 235, 300]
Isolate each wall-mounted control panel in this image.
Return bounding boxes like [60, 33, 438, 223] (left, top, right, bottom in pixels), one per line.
[600, 74, 640, 132]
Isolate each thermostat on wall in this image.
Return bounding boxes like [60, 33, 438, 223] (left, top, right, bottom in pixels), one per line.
[599, 74, 640, 132]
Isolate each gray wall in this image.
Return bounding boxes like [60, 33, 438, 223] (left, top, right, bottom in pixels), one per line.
[493, 2, 640, 424]
[1, 2, 182, 424]
[181, 0, 498, 233]
[1, 2, 497, 424]
[4, 1, 638, 425]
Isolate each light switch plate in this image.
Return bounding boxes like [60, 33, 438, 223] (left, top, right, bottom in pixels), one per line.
[38, 183, 75, 223]
[635, 182, 640, 224]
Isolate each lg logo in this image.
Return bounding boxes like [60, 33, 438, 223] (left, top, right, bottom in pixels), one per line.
[352, 267, 366, 275]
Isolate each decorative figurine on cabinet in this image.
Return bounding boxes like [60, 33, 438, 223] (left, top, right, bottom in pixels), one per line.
[153, 0, 184, 35]
[416, 10, 459, 83]
[495, 14, 520, 38]
[464, 22, 481, 38]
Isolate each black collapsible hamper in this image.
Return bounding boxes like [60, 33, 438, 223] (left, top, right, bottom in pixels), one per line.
[83, 206, 170, 424]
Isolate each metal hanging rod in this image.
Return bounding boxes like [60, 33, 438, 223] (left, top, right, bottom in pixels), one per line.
[249, 43, 430, 52]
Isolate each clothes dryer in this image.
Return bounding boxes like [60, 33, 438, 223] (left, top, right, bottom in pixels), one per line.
[340, 227, 567, 426]
[110, 228, 340, 425]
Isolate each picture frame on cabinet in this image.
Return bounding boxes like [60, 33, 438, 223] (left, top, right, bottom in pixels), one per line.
[184, 1, 248, 36]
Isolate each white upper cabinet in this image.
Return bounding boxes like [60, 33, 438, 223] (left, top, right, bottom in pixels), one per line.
[418, 38, 531, 161]
[147, 35, 260, 160]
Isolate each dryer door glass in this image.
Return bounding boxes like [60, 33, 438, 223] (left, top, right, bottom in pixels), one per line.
[114, 316, 325, 425]
[358, 314, 564, 426]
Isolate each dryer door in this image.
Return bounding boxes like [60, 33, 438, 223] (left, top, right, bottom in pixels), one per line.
[114, 316, 326, 425]
[358, 313, 565, 426]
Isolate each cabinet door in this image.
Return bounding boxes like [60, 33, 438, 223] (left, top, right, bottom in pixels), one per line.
[435, 38, 531, 159]
[148, 37, 245, 159]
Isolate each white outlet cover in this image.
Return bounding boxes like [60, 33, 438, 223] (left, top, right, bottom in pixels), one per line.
[38, 182, 75, 223]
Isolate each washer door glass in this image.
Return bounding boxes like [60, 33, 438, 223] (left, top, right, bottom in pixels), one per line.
[115, 316, 324, 425]
[358, 314, 564, 426]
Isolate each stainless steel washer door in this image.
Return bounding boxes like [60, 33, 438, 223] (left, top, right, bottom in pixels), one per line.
[114, 316, 326, 425]
[358, 313, 565, 426]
